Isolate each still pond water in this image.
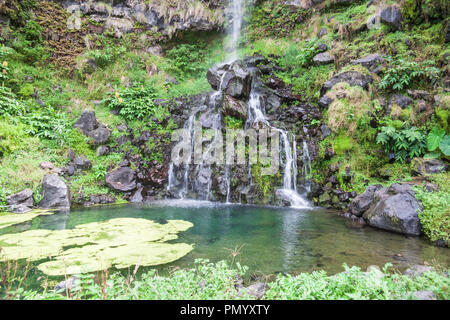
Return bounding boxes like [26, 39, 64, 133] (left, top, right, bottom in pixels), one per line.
[2, 200, 449, 276]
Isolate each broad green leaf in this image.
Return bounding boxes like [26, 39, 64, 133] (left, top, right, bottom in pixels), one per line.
[427, 127, 445, 151]
[439, 135, 450, 156]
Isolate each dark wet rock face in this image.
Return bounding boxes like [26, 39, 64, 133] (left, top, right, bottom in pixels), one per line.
[39, 174, 72, 209]
[223, 95, 248, 121]
[7, 189, 34, 213]
[105, 167, 137, 192]
[208, 62, 252, 99]
[363, 184, 423, 236]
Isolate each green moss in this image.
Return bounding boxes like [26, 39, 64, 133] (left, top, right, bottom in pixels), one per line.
[332, 134, 354, 155]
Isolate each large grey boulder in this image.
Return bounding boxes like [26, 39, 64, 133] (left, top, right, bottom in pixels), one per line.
[380, 6, 402, 30]
[6, 189, 34, 213]
[321, 71, 373, 94]
[88, 125, 111, 145]
[105, 167, 137, 192]
[363, 184, 422, 236]
[39, 174, 72, 209]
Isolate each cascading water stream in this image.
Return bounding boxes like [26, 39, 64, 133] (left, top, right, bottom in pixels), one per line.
[167, 0, 310, 208]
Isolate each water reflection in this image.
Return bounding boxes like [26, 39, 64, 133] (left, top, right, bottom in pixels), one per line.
[1, 202, 448, 275]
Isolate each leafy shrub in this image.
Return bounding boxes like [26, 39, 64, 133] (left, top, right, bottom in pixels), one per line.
[376, 126, 427, 162]
[414, 174, 450, 246]
[378, 57, 441, 91]
[3, 260, 449, 300]
[427, 127, 450, 157]
[10, 20, 48, 64]
[87, 45, 126, 69]
[20, 107, 72, 147]
[0, 120, 29, 158]
[102, 85, 168, 122]
[166, 42, 208, 78]
[403, 0, 449, 26]
[278, 39, 320, 70]
[248, 2, 310, 39]
[333, 134, 354, 155]
[0, 86, 28, 116]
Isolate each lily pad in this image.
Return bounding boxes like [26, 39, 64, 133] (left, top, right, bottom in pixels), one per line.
[0, 218, 194, 276]
[0, 209, 55, 230]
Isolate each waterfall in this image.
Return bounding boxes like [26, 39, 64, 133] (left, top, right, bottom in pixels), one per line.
[167, 0, 311, 208]
[228, 0, 244, 60]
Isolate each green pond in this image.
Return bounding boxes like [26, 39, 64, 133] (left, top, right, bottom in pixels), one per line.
[1, 200, 449, 277]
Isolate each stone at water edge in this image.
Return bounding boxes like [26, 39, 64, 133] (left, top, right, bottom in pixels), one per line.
[362, 184, 423, 236]
[348, 184, 383, 217]
[6, 189, 34, 209]
[403, 265, 433, 277]
[39, 174, 71, 209]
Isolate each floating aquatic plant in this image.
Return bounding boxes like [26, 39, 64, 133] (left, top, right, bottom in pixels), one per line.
[0, 218, 194, 276]
[0, 210, 54, 230]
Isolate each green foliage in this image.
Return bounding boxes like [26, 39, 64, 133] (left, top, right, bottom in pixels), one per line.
[0, 0, 37, 26]
[266, 263, 449, 300]
[278, 39, 320, 70]
[378, 57, 441, 91]
[427, 127, 449, 156]
[376, 126, 427, 162]
[102, 85, 165, 122]
[224, 116, 243, 129]
[333, 134, 354, 155]
[403, 0, 449, 26]
[10, 20, 48, 64]
[0, 86, 28, 117]
[87, 46, 127, 69]
[20, 107, 72, 147]
[248, 2, 310, 39]
[435, 107, 448, 132]
[166, 42, 209, 78]
[2, 260, 449, 300]
[0, 120, 29, 158]
[414, 174, 450, 245]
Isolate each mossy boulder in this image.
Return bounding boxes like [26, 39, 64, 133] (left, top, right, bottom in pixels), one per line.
[411, 158, 448, 176]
